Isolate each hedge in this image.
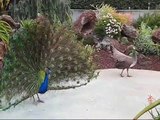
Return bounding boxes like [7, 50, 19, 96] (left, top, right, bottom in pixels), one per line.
[70, 0, 160, 10]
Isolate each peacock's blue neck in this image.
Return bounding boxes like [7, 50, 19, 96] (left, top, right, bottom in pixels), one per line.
[44, 73, 49, 84]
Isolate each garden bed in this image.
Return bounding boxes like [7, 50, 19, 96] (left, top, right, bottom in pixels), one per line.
[94, 49, 160, 71]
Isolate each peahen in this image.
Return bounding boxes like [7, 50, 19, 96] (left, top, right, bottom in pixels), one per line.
[110, 44, 138, 77]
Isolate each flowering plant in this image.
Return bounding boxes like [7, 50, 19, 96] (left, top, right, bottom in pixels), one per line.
[134, 95, 160, 120]
[95, 13, 121, 38]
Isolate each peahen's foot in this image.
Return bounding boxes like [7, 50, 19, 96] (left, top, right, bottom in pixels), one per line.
[127, 75, 132, 77]
[120, 74, 124, 77]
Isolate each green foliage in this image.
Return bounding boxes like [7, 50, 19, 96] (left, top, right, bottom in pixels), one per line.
[12, 0, 37, 20]
[0, 16, 97, 109]
[134, 22, 160, 56]
[0, 20, 12, 45]
[134, 99, 160, 120]
[11, 0, 72, 23]
[93, 4, 116, 17]
[135, 12, 160, 29]
[40, 0, 72, 24]
[71, 0, 160, 10]
[120, 37, 129, 45]
[0, 0, 10, 14]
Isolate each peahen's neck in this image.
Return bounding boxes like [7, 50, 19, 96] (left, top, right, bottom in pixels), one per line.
[130, 50, 138, 67]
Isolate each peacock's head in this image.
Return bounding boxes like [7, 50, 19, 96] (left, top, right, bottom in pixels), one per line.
[45, 67, 51, 78]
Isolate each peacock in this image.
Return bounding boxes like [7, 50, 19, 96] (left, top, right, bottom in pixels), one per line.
[0, 14, 96, 110]
[34, 67, 51, 103]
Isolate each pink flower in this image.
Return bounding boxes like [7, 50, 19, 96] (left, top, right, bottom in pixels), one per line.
[148, 95, 155, 104]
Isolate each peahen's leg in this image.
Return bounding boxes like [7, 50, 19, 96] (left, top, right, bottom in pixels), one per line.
[120, 69, 125, 77]
[127, 68, 132, 77]
[36, 93, 44, 103]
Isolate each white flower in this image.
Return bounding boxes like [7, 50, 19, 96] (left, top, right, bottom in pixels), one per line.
[108, 13, 112, 16]
[113, 19, 117, 22]
[107, 23, 110, 26]
[103, 15, 106, 18]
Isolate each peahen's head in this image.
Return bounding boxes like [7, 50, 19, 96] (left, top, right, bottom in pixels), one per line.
[126, 45, 138, 57]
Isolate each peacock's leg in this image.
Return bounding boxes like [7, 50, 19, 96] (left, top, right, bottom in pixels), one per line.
[127, 68, 132, 77]
[120, 69, 125, 77]
[32, 95, 35, 102]
[36, 94, 44, 103]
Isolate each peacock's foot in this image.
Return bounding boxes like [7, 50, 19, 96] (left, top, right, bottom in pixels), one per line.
[37, 99, 44, 103]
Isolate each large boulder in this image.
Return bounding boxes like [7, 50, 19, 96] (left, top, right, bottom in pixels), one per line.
[73, 10, 97, 38]
[121, 24, 138, 39]
[152, 29, 160, 44]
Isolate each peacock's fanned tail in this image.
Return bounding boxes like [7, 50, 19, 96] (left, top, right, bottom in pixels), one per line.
[0, 15, 97, 109]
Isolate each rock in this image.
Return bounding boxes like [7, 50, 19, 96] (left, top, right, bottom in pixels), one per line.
[73, 10, 97, 38]
[121, 24, 138, 39]
[152, 29, 160, 43]
[0, 15, 20, 29]
[95, 37, 113, 51]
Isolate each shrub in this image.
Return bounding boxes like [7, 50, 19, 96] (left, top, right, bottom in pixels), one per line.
[95, 4, 133, 25]
[0, 20, 12, 44]
[10, 0, 72, 23]
[120, 37, 129, 45]
[0, 16, 97, 110]
[134, 22, 160, 55]
[95, 4, 116, 17]
[135, 12, 160, 29]
[0, 0, 10, 14]
[112, 12, 133, 25]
